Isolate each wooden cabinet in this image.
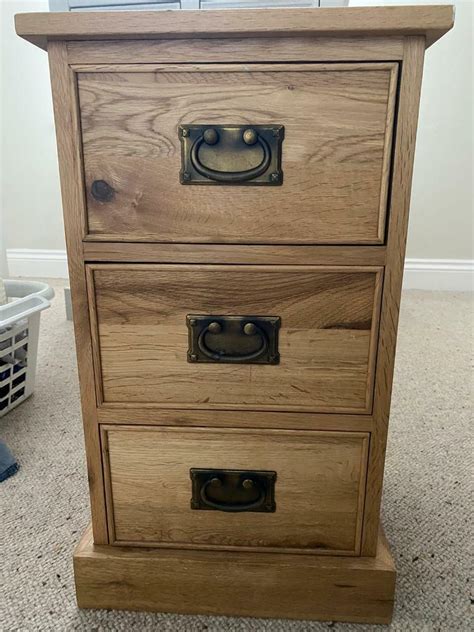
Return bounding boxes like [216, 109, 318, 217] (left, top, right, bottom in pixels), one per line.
[16, 4, 453, 624]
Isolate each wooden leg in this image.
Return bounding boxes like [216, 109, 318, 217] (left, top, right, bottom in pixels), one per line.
[73, 525, 396, 624]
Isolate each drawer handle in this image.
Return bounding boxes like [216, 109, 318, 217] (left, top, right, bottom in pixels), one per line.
[187, 315, 280, 365]
[198, 320, 267, 363]
[190, 469, 277, 513]
[179, 124, 284, 186]
[190, 127, 272, 183]
[200, 477, 266, 512]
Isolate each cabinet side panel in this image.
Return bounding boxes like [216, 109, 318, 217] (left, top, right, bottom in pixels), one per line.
[47, 41, 108, 543]
[361, 36, 426, 555]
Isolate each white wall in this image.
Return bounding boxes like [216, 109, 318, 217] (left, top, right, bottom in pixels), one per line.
[1, 0, 65, 257]
[408, 1, 472, 262]
[349, 0, 473, 262]
[1, 0, 472, 288]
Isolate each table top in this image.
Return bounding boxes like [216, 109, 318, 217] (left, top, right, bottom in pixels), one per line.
[16, 5, 454, 51]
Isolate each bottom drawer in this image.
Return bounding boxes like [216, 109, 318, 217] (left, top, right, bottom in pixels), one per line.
[101, 425, 369, 555]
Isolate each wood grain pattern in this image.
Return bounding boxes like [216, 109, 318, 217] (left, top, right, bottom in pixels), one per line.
[96, 408, 374, 433]
[82, 242, 387, 267]
[15, 5, 454, 50]
[19, 6, 452, 620]
[88, 264, 383, 413]
[75, 61, 396, 73]
[101, 425, 369, 555]
[67, 37, 405, 65]
[361, 37, 426, 556]
[74, 523, 396, 623]
[47, 42, 108, 544]
[78, 63, 397, 244]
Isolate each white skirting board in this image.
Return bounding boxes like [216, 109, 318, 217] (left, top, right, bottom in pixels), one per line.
[5, 249, 474, 292]
[7, 249, 69, 280]
[402, 259, 473, 292]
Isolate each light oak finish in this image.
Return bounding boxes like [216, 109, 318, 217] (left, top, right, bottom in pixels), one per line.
[67, 37, 405, 65]
[73, 61, 396, 73]
[83, 242, 387, 267]
[88, 264, 383, 413]
[97, 408, 375, 433]
[78, 63, 397, 245]
[101, 425, 369, 555]
[17, 5, 453, 623]
[47, 42, 108, 544]
[15, 5, 454, 50]
[361, 37, 427, 556]
[74, 523, 396, 623]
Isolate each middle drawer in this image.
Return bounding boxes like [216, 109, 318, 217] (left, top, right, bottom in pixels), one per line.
[88, 264, 382, 413]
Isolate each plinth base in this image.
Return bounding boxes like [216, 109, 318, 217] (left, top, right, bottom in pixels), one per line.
[74, 525, 396, 624]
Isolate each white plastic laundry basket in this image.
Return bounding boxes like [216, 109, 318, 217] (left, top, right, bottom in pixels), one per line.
[0, 280, 54, 417]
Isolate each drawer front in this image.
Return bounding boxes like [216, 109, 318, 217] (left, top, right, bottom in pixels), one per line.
[102, 425, 369, 554]
[89, 264, 382, 413]
[78, 63, 397, 244]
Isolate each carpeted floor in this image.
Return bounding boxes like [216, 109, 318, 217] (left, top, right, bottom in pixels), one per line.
[1, 280, 472, 631]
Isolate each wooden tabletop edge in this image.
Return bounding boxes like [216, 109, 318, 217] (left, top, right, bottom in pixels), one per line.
[15, 5, 454, 51]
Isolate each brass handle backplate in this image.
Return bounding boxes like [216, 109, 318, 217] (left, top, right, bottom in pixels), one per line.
[186, 315, 280, 365]
[190, 468, 277, 513]
[179, 124, 284, 185]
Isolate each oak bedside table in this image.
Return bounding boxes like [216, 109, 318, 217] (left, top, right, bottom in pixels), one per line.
[16, 5, 453, 624]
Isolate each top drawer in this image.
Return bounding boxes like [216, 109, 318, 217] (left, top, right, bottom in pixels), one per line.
[78, 63, 397, 244]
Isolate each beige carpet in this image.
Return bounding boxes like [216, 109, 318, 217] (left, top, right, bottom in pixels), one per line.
[1, 280, 472, 631]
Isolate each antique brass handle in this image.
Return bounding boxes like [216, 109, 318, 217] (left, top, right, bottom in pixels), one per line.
[200, 477, 266, 513]
[190, 127, 272, 183]
[197, 319, 268, 363]
[187, 315, 280, 365]
[179, 124, 284, 186]
[190, 469, 277, 513]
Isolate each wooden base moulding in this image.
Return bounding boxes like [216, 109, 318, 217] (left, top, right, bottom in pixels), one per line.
[74, 524, 396, 624]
